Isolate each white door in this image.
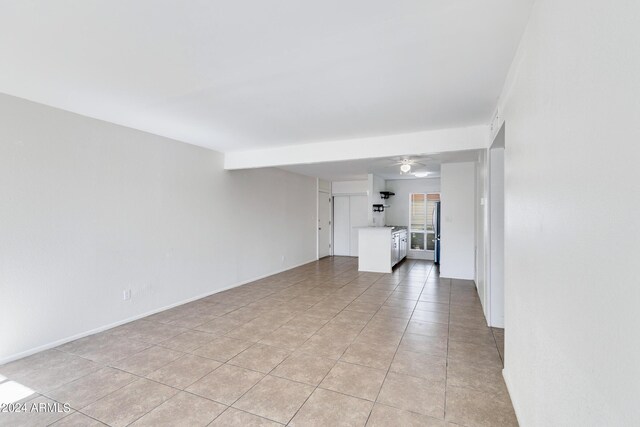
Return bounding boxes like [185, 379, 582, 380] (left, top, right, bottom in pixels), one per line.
[349, 195, 368, 256]
[333, 195, 368, 257]
[333, 196, 350, 256]
[318, 191, 331, 258]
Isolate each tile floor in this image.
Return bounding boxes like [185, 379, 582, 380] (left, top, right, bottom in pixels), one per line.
[0, 257, 517, 426]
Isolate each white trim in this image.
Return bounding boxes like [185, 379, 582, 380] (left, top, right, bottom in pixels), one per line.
[317, 186, 331, 259]
[484, 124, 506, 328]
[224, 125, 490, 169]
[0, 258, 317, 365]
[330, 193, 334, 257]
[330, 192, 367, 196]
[485, 148, 493, 324]
[316, 178, 320, 260]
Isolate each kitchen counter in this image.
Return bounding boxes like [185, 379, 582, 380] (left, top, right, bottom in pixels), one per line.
[356, 225, 407, 232]
[358, 226, 408, 273]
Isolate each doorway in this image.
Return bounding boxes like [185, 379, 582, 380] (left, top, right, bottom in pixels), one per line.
[488, 124, 505, 327]
[333, 195, 368, 256]
[318, 191, 331, 258]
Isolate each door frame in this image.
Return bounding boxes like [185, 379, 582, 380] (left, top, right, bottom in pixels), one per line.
[486, 122, 505, 328]
[317, 189, 332, 259]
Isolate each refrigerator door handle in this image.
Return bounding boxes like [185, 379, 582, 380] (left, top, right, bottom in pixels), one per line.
[432, 207, 437, 234]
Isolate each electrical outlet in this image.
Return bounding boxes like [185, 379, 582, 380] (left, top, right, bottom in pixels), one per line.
[122, 289, 131, 301]
[281, 255, 286, 264]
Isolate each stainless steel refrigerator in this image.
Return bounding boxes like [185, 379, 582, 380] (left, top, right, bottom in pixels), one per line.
[434, 201, 441, 265]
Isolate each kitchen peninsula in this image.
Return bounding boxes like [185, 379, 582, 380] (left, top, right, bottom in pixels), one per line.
[358, 226, 407, 273]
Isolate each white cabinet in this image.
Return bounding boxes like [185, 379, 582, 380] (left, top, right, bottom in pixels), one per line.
[359, 227, 407, 273]
[392, 229, 407, 267]
[400, 231, 408, 260]
[333, 195, 368, 256]
[391, 233, 399, 265]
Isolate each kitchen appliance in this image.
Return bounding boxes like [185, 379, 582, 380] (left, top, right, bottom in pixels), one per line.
[390, 228, 408, 267]
[433, 201, 441, 265]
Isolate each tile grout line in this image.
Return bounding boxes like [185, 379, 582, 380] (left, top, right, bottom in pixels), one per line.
[283, 265, 393, 425]
[284, 259, 421, 425]
[364, 259, 431, 425]
[54, 410, 105, 426]
[200, 260, 375, 425]
[444, 270, 453, 422]
[74, 366, 216, 426]
[58, 259, 504, 424]
[107, 263, 348, 427]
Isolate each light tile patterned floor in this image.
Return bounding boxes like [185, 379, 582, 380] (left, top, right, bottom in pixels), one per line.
[0, 257, 517, 426]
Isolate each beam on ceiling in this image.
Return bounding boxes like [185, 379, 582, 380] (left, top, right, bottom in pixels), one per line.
[224, 125, 489, 169]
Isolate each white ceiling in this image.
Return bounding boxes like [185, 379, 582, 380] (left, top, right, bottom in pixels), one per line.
[279, 150, 482, 181]
[0, 1, 533, 152]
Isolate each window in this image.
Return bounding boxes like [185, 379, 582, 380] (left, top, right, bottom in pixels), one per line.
[409, 193, 439, 251]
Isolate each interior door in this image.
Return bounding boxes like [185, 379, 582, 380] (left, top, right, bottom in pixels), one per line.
[333, 196, 350, 256]
[349, 195, 368, 256]
[318, 192, 331, 258]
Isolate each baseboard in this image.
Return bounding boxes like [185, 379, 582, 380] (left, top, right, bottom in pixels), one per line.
[439, 273, 476, 280]
[407, 251, 434, 261]
[0, 258, 316, 365]
[502, 367, 524, 426]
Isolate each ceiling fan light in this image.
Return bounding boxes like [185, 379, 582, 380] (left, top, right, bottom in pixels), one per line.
[400, 164, 411, 173]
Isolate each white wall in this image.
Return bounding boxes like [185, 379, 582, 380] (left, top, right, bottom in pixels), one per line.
[368, 174, 386, 226]
[384, 178, 441, 227]
[0, 94, 317, 363]
[497, 1, 640, 425]
[331, 180, 368, 195]
[440, 163, 475, 280]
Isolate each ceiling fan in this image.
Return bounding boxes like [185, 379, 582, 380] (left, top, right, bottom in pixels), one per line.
[384, 156, 431, 176]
